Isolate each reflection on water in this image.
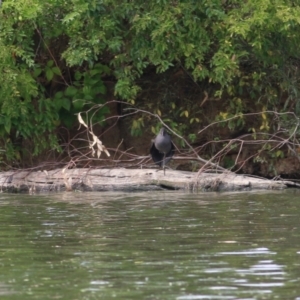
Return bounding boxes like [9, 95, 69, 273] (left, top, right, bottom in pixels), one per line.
[0, 190, 300, 299]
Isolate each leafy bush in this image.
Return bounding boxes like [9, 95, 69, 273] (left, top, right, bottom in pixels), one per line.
[1, 0, 300, 166]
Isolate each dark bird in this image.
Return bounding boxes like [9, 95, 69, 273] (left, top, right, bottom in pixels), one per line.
[150, 128, 175, 174]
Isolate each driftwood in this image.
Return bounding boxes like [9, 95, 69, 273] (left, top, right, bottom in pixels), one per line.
[0, 168, 298, 193]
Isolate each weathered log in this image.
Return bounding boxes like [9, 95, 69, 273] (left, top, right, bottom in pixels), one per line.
[0, 168, 297, 193]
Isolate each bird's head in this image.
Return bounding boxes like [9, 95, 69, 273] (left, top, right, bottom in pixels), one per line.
[159, 127, 167, 136]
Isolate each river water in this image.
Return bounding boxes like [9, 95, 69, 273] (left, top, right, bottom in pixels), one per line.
[0, 190, 300, 299]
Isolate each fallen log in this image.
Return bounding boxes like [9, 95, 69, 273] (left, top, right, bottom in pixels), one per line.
[0, 168, 298, 193]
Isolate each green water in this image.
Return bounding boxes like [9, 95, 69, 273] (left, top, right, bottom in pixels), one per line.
[0, 190, 300, 299]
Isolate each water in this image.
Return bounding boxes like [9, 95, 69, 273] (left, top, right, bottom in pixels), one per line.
[0, 190, 300, 299]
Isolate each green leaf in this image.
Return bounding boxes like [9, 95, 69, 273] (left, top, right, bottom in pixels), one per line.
[46, 69, 54, 81]
[4, 119, 11, 134]
[73, 99, 85, 111]
[74, 71, 82, 81]
[93, 84, 106, 95]
[47, 60, 54, 67]
[33, 68, 42, 78]
[65, 86, 78, 97]
[61, 98, 71, 111]
[90, 69, 102, 76]
[55, 91, 63, 99]
[52, 67, 61, 76]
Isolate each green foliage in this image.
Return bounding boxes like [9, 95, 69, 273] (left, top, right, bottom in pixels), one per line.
[131, 118, 145, 137]
[54, 64, 109, 128]
[0, 0, 112, 163]
[1, 0, 300, 165]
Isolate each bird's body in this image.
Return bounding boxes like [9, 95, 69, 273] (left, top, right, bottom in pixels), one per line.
[150, 128, 175, 173]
